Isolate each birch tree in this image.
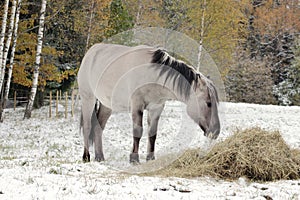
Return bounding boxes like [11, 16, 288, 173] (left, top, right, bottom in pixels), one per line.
[0, 0, 17, 93]
[124, 0, 165, 28]
[197, 0, 206, 71]
[181, 0, 248, 74]
[0, 0, 22, 122]
[0, 0, 10, 91]
[85, 0, 95, 52]
[24, 0, 47, 119]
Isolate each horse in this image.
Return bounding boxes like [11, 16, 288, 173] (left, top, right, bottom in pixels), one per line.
[77, 44, 220, 163]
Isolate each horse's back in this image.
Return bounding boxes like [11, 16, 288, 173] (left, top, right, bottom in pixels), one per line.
[78, 44, 155, 107]
[78, 44, 128, 92]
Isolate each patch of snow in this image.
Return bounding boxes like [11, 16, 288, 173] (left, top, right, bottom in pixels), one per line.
[0, 102, 300, 199]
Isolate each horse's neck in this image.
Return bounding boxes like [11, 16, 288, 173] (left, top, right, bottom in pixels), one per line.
[146, 64, 195, 105]
[131, 77, 190, 109]
[151, 76, 191, 105]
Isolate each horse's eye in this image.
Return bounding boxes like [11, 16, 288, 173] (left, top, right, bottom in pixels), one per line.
[207, 102, 212, 107]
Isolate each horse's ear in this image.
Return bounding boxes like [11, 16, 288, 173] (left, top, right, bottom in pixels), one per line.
[197, 74, 207, 85]
[193, 73, 206, 91]
[192, 74, 200, 91]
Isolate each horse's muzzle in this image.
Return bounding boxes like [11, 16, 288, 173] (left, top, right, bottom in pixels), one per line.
[199, 124, 220, 140]
[204, 129, 220, 140]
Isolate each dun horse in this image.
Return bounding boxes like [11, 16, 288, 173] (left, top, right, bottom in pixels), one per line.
[78, 44, 220, 163]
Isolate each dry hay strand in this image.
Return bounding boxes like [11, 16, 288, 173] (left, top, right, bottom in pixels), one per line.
[157, 127, 300, 181]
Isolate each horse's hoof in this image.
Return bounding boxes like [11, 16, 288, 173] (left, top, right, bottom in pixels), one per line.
[95, 154, 105, 162]
[146, 152, 155, 161]
[82, 155, 90, 163]
[83, 149, 90, 162]
[129, 153, 140, 164]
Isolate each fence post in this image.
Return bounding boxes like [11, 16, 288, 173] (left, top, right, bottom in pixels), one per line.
[14, 91, 16, 111]
[49, 91, 52, 118]
[59, 90, 62, 103]
[56, 90, 59, 118]
[65, 91, 68, 119]
[71, 90, 74, 117]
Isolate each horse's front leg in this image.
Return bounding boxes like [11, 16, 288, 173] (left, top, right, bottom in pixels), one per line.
[146, 104, 164, 161]
[130, 108, 143, 164]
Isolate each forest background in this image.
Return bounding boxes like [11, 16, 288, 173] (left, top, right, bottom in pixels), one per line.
[0, 0, 299, 118]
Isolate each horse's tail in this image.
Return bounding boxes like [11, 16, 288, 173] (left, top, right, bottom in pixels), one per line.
[79, 102, 98, 147]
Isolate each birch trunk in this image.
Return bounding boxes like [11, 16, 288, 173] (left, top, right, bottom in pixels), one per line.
[0, 0, 10, 90]
[197, 0, 206, 71]
[0, 0, 22, 122]
[135, 0, 142, 27]
[0, 0, 17, 94]
[85, 0, 95, 53]
[24, 0, 47, 119]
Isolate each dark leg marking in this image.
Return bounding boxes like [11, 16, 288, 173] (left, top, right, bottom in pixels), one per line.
[146, 104, 164, 162]
[130, 137, 140, 164]
[83, 147, 90, 163]
[146, 134, 156, 161]
[130, 109, 143, 164]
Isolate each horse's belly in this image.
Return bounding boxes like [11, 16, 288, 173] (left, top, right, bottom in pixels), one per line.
[94, 84, 130, 112]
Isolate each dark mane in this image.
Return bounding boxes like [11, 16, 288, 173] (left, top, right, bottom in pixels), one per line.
[151, 49, 199, 99]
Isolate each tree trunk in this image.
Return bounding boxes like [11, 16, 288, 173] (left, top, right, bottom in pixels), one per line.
[0, 0, 10, 92]
[85, 0, 95, 53]
[24, 0, 47, 119]
[197, 0, 206, 71]
[135, 0, 142, 27]
[0, 0, 22, 122]
[0, 0, 17, 94]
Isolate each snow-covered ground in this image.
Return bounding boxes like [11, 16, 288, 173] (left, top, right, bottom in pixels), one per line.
[0, 102, 300, 200]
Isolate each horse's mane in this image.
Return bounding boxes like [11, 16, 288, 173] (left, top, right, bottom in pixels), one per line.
[151, 49, 200, 99]
[151, 49, 219, 103]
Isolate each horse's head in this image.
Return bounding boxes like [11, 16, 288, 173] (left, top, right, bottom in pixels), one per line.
[186, 74, 220, 140]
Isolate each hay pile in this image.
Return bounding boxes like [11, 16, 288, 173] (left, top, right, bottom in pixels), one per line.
[158, 128, 300, 181]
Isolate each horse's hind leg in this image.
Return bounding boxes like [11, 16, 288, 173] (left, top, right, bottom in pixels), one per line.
[93, 102, 111, 162]
[81, 97, 96, 162]
[146, 104, 164, 161]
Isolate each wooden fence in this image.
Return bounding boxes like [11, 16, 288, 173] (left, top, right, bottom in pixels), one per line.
[8, 89, 79, 119]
